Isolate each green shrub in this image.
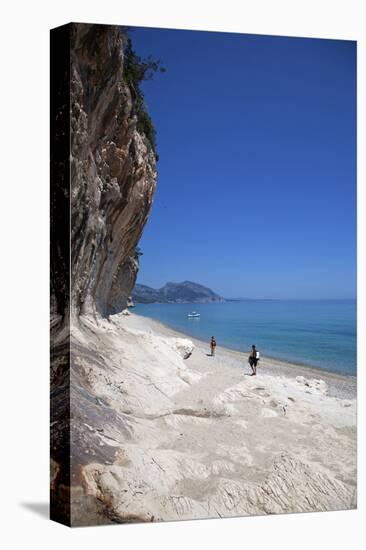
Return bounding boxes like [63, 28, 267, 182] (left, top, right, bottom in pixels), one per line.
[133, 246, 143, 260]
[122, 35, 165, 156]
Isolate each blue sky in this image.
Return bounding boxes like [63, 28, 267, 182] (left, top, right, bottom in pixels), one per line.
[131, 28, 356, 299]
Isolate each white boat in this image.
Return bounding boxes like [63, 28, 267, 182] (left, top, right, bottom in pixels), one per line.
[188, 311, 200, 318]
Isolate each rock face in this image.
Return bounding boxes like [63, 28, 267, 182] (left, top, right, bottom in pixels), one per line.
[50, 23, 157, 525]
[133, 281, 225, 303]
[69, 23, 157, 317]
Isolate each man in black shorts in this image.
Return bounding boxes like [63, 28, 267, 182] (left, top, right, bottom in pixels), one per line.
[248, 344, 259, 375]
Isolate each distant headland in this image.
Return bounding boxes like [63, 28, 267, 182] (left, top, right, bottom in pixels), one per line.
[132, 281, 225, 304]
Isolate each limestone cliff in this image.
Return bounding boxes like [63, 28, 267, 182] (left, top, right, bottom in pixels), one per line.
[50, 23, 158, 525]
[54, 23, 157, 318]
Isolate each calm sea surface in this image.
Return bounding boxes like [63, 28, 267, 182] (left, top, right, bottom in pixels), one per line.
[134, 300, 356, 376]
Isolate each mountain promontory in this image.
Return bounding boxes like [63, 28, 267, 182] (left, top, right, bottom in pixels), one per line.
[133, 281, 225, 303]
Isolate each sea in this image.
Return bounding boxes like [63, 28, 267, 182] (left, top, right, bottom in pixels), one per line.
[134, 300, 357, 376]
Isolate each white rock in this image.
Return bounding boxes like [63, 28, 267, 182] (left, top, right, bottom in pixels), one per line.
[173, 338, 194, 359]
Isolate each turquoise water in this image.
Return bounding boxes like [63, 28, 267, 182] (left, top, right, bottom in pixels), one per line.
[134, 300, 356, 376]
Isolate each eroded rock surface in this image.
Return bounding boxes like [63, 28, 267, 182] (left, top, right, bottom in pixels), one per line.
[68, 313, 356, 525]
[70, 24, 156, 317]
[51, 23, 157, 525]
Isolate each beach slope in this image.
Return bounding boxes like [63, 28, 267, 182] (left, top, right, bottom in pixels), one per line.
[64, 311, 356, 524]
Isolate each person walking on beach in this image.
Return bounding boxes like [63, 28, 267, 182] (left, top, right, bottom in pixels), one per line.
[249, 344, 259, 375]
[210, 336, 217, 356]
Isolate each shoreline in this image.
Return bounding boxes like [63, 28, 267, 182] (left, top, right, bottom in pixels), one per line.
[68, 310, 357, 522]
[133, 305, 356, 378]
[133, 312, 357, 400]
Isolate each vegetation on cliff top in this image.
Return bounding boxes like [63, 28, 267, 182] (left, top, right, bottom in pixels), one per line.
[122, 34, 165, 157]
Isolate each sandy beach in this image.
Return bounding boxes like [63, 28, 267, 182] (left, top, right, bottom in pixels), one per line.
[67, 310, 357, 524]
